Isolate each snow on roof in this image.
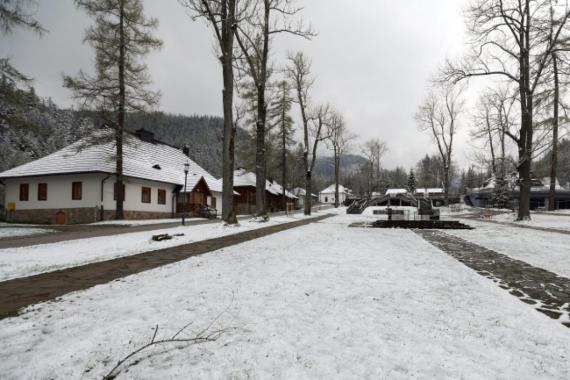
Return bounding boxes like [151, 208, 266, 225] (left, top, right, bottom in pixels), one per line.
[233, 169, 297, 199]
[474, 175, 570, 192]
[385, 188, 407, 195]
[319, 184, 349, 194]
[0, 129, 222, 193]
[292, 187, 318, 197]
[416, 188, 444, 194]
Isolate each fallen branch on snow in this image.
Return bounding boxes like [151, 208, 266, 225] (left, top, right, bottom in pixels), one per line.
[102, 297, 237, 380]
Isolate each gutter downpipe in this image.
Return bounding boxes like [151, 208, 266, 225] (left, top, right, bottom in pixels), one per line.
[100, 174, 112, 221]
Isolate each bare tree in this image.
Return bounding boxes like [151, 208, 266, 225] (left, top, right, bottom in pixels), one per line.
[180, 0, 245, 224]
[443, 0, 570, 219]
[326, 110, 356, 207]
[544, 1, 570, 210]
[416, 83, 464, 205]
[233, 0, 313, 219]
[361, 138, 388, 197]
[268, 80, 294, 211]
[471, 88, 517, 180]
[286, 51, 323, 215]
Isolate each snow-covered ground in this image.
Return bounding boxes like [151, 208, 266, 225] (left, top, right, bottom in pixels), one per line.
[0, 227, 54, 239]
[0, 212, 327, 282]
[90, 218, 195, 226]
[1, 213, 569, 379]
[448, 218, 570, 279]
[487, 212, 570, 231]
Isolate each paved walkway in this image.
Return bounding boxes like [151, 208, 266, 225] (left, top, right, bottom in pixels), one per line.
[0, 214, 332, 319]
[416, 229, 570, 328]
[0, 219, 215, 249]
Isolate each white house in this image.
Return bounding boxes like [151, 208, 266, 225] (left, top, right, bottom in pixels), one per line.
[319, 184, 350, 205]
[0, 129, 222, 224]
[291, 187, 318, 209]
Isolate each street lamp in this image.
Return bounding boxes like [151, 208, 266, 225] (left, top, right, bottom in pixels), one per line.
[182, 161, 190, 225]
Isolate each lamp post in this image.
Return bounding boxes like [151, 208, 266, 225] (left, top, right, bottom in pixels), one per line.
[182, 161, 190, 225]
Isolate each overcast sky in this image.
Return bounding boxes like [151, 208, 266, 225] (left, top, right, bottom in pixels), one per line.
[0, 0, 476, 170]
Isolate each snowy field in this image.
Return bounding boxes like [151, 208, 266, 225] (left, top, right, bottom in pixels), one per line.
[0, 212, 327, 282]
[490, 212, 570, 230]
[0, 227, 54, 239]
[1, 213, 569, 379]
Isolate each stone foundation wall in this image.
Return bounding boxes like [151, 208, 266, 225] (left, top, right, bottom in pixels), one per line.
[100, 210, 173, 221]
[6, 208, 174, 225]
[6, 207, 100, 225]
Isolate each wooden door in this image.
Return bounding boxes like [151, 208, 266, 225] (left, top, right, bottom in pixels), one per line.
[55, 211, 66, 225]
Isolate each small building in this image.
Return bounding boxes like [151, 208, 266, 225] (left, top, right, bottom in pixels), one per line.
[319, 184, 350, 205]
[0, 129, 222, 224]
[233, 169, 297, 214]
[385, 187, 457, 207]
[414, 188, 451, 207]
[291, 187, 318, 209]
[467, 176, 570, 209]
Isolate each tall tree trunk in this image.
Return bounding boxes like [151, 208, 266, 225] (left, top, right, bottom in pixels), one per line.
[281, 118, 287, 212]
[368, 161, 372, 197]
[221, 0, 237, 224]
[115, 0, 125, 220]
[253, 2, 271, 219]
[443, 162, 450, 206]
[518, 107, 533, 220]
[486, 113, 497, 176]
[255, 90, 267, 217]
[548, 52, 559, 211]
[334, 147, 340, 207]
[301, 103, 311, 216]
[517, 8, 532, 221]
[304, 171, 312, 215]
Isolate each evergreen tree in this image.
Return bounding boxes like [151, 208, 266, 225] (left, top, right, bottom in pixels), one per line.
[489, 177, 511, 209]
[64, 0, 161, 219]
[0, 0, 45, 86]
[407, 168, 417, 194]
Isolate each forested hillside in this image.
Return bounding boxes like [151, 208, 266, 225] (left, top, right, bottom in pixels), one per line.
[0, 82, 228, 177]
[0, 81, 91, 172]
[125, 112, 227, 177]
[1, 84, 368, 185]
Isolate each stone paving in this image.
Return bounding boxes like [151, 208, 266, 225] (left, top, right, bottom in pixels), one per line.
[416, 229, 570, 328]
[0, 214, 332, 319]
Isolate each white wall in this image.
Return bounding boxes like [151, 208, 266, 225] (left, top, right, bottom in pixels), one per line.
[4, 174, 105, 210]
[101, 176, 176, 214]
[319, 192, 346, 204]
[4, 174, 176, 215]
